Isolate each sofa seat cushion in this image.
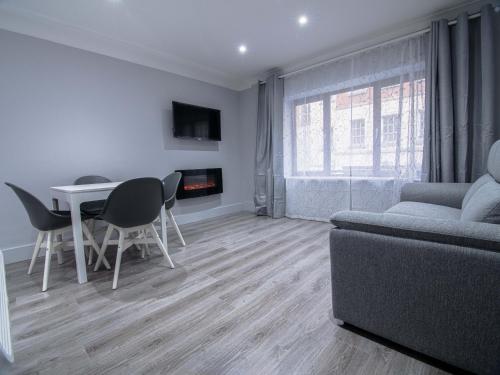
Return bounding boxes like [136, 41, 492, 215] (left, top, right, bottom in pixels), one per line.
[386, 201, 462, 221]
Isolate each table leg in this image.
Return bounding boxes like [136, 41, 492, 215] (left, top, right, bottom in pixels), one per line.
[160, 206, 168, 253]
[51, 199, 64, 264]
[69, 197, 87, 284]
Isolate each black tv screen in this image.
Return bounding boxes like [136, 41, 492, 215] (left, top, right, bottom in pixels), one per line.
[173, 101, 221, 141]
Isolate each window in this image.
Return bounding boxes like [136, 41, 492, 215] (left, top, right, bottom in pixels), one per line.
[292, 78, 425, 178]
[294, 99, 324, 173]
[330, 87, 373, 176]
[350, 119, 365, 148]
[416, 109, 425, 144]
[382, 115, 398, 145]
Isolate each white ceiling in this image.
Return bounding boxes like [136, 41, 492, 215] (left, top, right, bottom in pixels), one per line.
[0, 0, 483, 90]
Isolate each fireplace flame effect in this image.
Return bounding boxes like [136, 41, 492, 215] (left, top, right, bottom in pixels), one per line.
[184, 182, 217, 191]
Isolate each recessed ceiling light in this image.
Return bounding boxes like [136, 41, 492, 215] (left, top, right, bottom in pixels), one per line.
[298, 15, 308, 26]
[238, 44, 247, 54]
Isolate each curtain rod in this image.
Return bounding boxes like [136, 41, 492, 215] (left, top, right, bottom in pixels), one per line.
[269, 6, 499, 81]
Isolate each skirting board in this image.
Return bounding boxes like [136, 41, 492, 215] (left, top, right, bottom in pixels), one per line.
[174, 201, 254, 225]
[1, 200, 255, 265]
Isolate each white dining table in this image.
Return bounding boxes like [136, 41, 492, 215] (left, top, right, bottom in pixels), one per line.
[49, 182, 168, 284]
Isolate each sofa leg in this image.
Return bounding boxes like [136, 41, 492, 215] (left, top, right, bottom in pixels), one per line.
[333, 318, 344, 326]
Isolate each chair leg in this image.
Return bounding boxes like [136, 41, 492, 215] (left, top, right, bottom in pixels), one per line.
[112, 231, 125, 290]
[82, 222, 111, 270]
[56, 246, 63, 265]
[28, 232, 44, 275]
[85, 244, 91, 265]
[52, 198, 64, 265]
[140, 229, 150, 258]
[140, 233, 146, 259]
[149, 224, 174, 269]
[87, 219, 95, 265]
[145, 229, 151, 256]
[167, 209, 186, 246]
[42, 231, 53, 292]
[94, 225, 113, 272]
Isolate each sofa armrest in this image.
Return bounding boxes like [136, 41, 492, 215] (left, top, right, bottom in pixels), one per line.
[330, 210, 500, 252]
[400, 182, 471, 209]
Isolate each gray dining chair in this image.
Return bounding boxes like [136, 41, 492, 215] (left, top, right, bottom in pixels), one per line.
[74, 175, 111, 265]
[163, 172, 186, 246]
[5, 183, 110, 291]
[74, 175, 111, 216]
[93, 178, 174, 289]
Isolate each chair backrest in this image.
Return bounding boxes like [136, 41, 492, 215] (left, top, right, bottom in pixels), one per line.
[100, 178, 164, 228]
[5, 183, 54, 231]
[162, 172, 182, 210]
[74, 175, 111, 185]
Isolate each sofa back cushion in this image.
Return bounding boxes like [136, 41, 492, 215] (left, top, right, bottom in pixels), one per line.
[487, 139, 500, 182]
[461, 174, 500, 223]
[462, 174, 491, 208]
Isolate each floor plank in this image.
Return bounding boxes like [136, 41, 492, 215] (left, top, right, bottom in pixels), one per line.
[1, 213, 450, 374]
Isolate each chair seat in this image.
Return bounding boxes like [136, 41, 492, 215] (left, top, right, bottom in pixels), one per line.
[80, 200, 106, 217]
[51, 210, 71, 216]
[42, 211, 73, 231]
[386, 201, 462, 221]
[51, 210, 95, 223]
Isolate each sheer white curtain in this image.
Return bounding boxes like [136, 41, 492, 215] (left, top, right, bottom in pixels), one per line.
[283, 34, 428, 221]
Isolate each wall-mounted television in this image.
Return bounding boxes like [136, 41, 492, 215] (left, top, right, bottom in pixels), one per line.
[172, 101, 221, 141]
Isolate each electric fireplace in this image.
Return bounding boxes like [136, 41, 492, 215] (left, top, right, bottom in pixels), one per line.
[176, 168, 223, 200]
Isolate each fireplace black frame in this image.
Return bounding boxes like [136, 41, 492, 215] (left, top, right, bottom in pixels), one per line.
[175, 168, 223, 200]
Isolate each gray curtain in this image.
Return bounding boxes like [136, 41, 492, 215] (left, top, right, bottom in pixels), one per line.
[254, 72, 285, 218]
[423, 4, 500, 182]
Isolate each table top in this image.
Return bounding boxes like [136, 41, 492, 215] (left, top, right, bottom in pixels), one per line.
[49, 182, 122, 194]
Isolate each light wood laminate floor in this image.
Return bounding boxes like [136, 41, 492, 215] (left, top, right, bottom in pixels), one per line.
[2, 213, 451, 375]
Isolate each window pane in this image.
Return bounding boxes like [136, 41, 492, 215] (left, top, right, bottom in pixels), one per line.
[294, 100, 324, 173]
[413, 79, 426, 174]
[330, 88, 373, 176]
[380, 79, 425, 178]
[416, 109, 425, 144]
[382, 115, 398, 145]
[351, 119, 366, 148]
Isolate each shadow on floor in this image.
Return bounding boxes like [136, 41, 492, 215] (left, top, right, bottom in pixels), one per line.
[339, 323, 473, 375]
[80, 246, 190, 303]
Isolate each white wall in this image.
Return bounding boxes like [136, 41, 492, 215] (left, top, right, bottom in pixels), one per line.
[0, 30, 258, 263]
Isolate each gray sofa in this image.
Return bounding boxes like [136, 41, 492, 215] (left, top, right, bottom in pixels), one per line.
[330, 140, 500, 375]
